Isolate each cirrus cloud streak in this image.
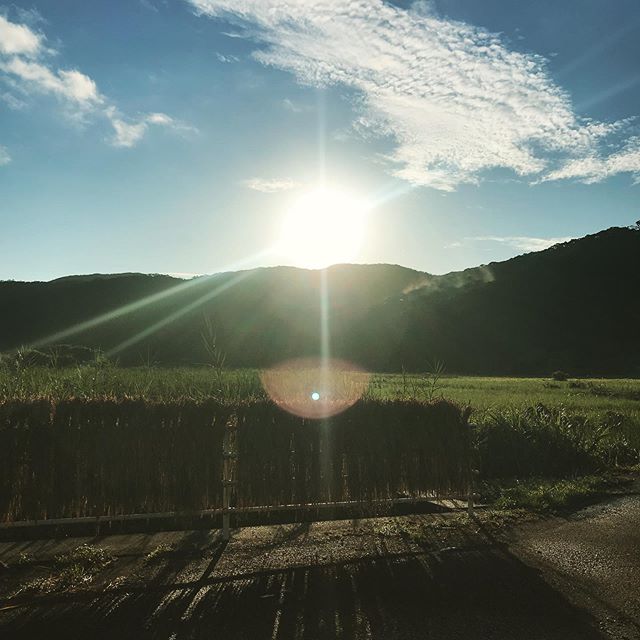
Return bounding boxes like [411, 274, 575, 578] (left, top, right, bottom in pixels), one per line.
[189, 0, 640, 190]
[448, 235, 574, 253]
[242, 177, 300, 193]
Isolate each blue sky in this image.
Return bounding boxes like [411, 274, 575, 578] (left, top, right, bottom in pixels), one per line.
[0, 0, 639, 281]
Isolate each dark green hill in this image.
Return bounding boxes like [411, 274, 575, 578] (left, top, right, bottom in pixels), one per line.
[349, 226, 640, 375]
[1, 227, 638, 375]
[0, 264, 427, 368]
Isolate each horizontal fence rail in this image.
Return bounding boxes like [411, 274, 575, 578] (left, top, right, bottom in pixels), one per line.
[0, 399, 472, 524]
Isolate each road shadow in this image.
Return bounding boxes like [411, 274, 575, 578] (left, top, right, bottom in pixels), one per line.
[0, 522, 608, 640]
[0, 510, 616, 640]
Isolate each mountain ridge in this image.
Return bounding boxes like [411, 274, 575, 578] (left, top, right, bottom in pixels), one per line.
[1, 226, 638, 375]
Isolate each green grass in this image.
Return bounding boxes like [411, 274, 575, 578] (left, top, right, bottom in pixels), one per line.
[480, 475, 629, 514]
[0, 364, 264, 403]
[369, 374, 640, 420]
[1, 364, 639, 413]
[10, 544, 115, 597]
[143, 543, 178, 564]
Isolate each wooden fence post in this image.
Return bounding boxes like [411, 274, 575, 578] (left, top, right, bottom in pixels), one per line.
[467, 476, 474, 516]
[222, 415, 238, 541]
[467, 421, 476, 517]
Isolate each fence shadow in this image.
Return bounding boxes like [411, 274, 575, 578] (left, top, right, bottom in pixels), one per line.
[0, 521, 607, 640]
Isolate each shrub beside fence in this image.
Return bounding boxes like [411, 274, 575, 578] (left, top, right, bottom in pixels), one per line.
[476, 404, 636, 478]
[0, 398, 472, 523]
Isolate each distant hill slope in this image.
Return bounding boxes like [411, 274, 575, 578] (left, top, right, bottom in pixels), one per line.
[0, 264, 428, 368]
[350, 227, 640, 375]
[1, 227, 638, 375]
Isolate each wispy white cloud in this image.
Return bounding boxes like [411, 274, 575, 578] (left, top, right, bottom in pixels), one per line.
[242, 177, 300, 193]
[221, 31, 250, 40]
[139, 0, 159, 12]
[0, 144, 11, 165]
[281, 97, 308, 113]
[0, 14, 42, 56]
[0, 57, 101, 105]
[107, 108, 196, 148]
[189, 0, 639, 190]
[0, 90, 26, 109]
[215, 52, 239, 63]
[0, 12, 188, 151]
[107, 111, 147, 148]
[541, 137, 640, 185]
[449, 236, 574, 253]
[13, 7, 47, 28]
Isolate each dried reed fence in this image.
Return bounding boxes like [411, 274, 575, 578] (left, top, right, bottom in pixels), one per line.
[0, 399, 471, 523]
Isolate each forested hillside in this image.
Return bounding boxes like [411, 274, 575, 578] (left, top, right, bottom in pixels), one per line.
[1, 227, 639, 375]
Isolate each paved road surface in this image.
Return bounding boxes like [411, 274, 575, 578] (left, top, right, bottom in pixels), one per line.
[0, 491, 638, 639]
[511, 493, 640, 640]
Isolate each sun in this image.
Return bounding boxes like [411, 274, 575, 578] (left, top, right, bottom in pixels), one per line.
[277, 187, 367, 269]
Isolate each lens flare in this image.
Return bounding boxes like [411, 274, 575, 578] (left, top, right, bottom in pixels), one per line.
[261, 357, 370, 419]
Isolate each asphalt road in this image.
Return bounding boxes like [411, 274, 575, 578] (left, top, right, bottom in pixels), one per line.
[510, 492, 640, 640]
[0, 490, 638, 640]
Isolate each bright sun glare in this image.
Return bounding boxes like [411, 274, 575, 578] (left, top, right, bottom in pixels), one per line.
[278, 188, 367, 269]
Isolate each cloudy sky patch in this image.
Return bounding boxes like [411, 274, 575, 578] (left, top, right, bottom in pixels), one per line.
[190, 0, 640, 190]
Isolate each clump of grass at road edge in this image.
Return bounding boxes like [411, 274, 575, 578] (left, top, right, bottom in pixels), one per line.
[480, 475, 631, 514]
[11, 544, 115, 597]
[143, 543, 178, 564]
[376, 510, 530, 545]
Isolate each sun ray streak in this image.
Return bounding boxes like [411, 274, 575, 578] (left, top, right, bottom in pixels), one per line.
[106, 270, 254, 357]
[317, 88, 326, 188]
[16, 249, 272, 354]
[319, 267, 332, 499]
[320, 267, 331, 396]
[364, 181, 419, 210]
[575, 73, 640, 113]
[556, 16, 640, 79]
[23, 279, 206, 352]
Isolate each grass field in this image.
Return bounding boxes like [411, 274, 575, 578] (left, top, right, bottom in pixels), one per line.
[370, 374, 640, 419]
[1, 364, 639, 421]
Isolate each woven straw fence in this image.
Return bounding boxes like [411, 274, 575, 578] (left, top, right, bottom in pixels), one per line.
[0, 399, 471, 522]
